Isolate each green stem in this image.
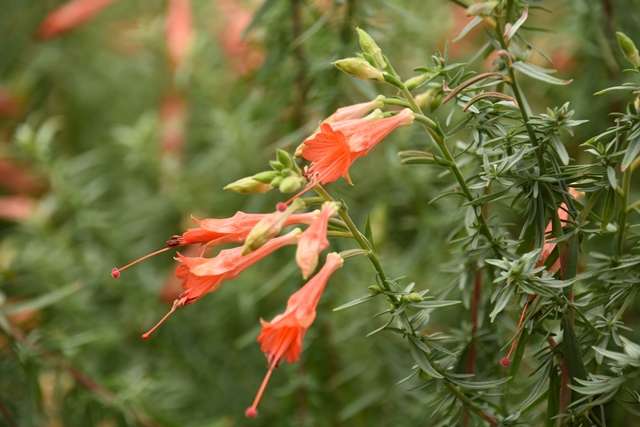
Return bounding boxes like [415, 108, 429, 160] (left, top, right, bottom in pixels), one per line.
[382, 97, 412, 109]
[616, 166, 632, 256]
[443, 381, 500, 426]
[314, 185, 389, 286]
[315, 184, 500, 425]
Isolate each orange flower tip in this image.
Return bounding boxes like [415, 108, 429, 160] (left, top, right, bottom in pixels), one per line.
[245, 408, 258, 418]
[276, 202, 287, 212]
[141, 333, 151, 340]
[111, 268, 120, 279]
[500, 357, 511, 367]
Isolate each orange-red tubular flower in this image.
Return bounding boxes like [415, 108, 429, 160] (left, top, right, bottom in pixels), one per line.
[296, 202, 340, 279]
[245, 253, 344, 418]
[171, 210, 317, 247]
[301, 108, 414, 186]
[37, 0, 117, 39]
[142, 228, 302, 339]
[325, 96, 385, 123]
[111, 211, 317, 278]
[165, 0, 193, 71]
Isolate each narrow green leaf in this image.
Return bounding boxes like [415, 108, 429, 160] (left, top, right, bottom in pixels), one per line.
[562, 313, 588, 387]
[462, 188, 511, 207]
[551, 135, 569, 165]
[364, 214, 376, 253]
[453, 17, 483, 42]
[512, 62, 573, 85]
[621, 136, 640, 171]
[601, 187, 616, 231]
[564, 237, 579, 280]
[408, 336, 443, 378]
[546, 365, 560, 427]
[408, 300, 461, 309]
[448, 376, 511, 390]
[333, 293, 376, 311]
[507, 5, 529, 41]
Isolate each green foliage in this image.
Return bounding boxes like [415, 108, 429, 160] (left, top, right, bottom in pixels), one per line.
[2, 0, 640, 426]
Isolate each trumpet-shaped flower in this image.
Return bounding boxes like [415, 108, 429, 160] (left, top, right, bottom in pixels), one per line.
[302, 108, 414, 186]
[296, 202, 340, 279]
[325, 96, 385, 123]
[141, 229, 302, 339]
[111, 210, 316, 278]
[245, 253, 343, 418]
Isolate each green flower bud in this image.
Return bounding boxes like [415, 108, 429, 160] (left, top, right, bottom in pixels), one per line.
[242, 198, 305, 255]
[280, 168, 292, 177]
[407, 292, 423, 303]
[252, 170, 279, 184]
[368, 285, 382, 293]
[278, 176, 304, 193]
[333, 58, 385, 82]
[269, 160, 284, 171]
[270, 175, 284, 187]
[276, 149, 293, 169]
[356, 27, 384, 67]
[415, 87, 443, 112]
[404, 74, 430, 91]
[635, 95, 640, 115]
[223, 177, 272, 194]
[617, 32, 640, 69]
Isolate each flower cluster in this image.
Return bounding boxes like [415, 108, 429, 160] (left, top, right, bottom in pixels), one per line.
[112, 99, 415, 415]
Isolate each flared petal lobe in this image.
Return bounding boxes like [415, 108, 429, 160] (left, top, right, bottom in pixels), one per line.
[301, 109, 414, 186]
[301, 124, 356, 185]
[258, 252, 344, 368]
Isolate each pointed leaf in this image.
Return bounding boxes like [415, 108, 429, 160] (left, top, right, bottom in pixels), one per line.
[512, 62, 573, 85]
[621, 136, 640, 171]
[408, 336, 443, 378]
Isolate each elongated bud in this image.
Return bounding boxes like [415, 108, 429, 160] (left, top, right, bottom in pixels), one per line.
[252, 171, 279, 184]
[404, 74, 430, 91]
[276, 149, 294, 169]
[332, 58, 385, 82]
[466, 1, 498, 16]
[415, 87, 442, 111]
[616, 32, 640, 69]
[635, 95, 640, 115]
[356, 28, 384, 67]
[224, 177, 272, 194]
[243, 198, 305, 255]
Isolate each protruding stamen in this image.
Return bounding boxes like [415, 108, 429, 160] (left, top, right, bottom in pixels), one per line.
[113, 247, 172, 277]
[276, 202, 287, 212]
[141, 302, 178, 339]
[246, 367, 274, 418]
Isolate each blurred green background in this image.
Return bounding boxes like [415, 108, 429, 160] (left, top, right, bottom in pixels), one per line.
[1, 0, 640, 426]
